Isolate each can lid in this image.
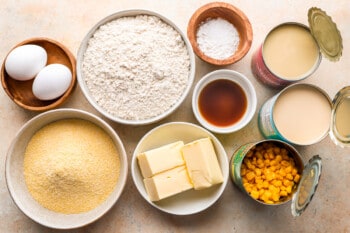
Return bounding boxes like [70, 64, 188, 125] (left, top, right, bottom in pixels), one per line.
[308, 7, 343, 61]
[291, 155, 322, 217]
[330, 86, 350, 147]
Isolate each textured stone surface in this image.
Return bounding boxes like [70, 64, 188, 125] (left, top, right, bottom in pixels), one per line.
[1, 1, 349, 232]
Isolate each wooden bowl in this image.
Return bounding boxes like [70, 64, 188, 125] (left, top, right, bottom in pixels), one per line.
[1, 38, 76, 111]
[187, 2, 253, 66]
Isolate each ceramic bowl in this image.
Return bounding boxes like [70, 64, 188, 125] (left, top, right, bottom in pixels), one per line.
[1, 37, 76, 111]
[5, 108, 128, 229]
[187, 2, 253, 66]
[131, 122, 229, 215]
[77, 10, 195, 125]
[192, 69, 257, 134]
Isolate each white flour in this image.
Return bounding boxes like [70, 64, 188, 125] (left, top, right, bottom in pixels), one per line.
[196, 18, 240, 60]
[82, 15, 190, 121]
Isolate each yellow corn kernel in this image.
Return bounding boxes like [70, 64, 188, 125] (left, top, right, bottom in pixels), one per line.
[262, 190, 272, 200]
[283, 179, 291, 187]
[246, 171, 255, 181]
[286, 173, 294, 181]
[291, 168, 298, 176]
[275, 155, 282, 162]
[282, 154, 289, 161]
[270, 160, 278, 166]
[270, 166, 277, 172]
[256, 151, 263, 160]
[285, 166, 292, 173]
[244, 185, 252, 193]
[294, 174, 301, 183]
[280, 190, 288, 197]
[273, 147, 281, 154]
[246, 150, 253, 158]
[286, 185, 292, 194]
[281, 160, 290, 167]
[255, 168, 262, 176]
[272, 179, 282, 187]
[241, 167, 247, 176]
[257, 181, 264, 190]
[272, 192, 280, 202]
[268, 185, 277, 192]
[251, 190, 260, 200]
[279, 169, 286, 177]
[251, 157, 257, 165]
[263, 180, 269, 189]
[259, 189, 265, 196]
[281, 148, 288, 155]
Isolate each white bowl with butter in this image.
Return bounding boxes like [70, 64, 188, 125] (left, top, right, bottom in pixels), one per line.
[131, 122, 229, 215]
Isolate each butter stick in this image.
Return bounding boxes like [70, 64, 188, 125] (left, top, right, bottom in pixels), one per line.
[143, 166, 193, 202]
[137, 141, 185, 178]
[182, 138, 224, 190]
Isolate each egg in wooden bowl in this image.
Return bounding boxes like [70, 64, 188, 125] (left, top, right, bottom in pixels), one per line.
[1, 37, 76, 111]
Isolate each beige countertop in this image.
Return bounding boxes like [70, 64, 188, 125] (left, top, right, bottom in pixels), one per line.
[1, 1, 350, 232]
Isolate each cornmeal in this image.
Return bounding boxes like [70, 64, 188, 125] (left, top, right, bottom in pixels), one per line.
[23, 119, 120, 214]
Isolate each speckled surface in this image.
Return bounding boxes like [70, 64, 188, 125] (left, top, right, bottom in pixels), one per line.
[1, 1, 350, 232]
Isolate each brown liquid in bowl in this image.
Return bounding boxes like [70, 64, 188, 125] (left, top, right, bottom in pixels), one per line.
[198, 79, 247, 127]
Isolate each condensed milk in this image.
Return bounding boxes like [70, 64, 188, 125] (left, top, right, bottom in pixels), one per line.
[252, 23, 321, 88]
[263, 24, 320, 80]
[251, 7, 343, 88]
[259, 84, 332, 146]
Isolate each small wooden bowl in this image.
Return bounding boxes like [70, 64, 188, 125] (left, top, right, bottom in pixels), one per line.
[1, 38, 76, 111]
[187, 2, 253, 66]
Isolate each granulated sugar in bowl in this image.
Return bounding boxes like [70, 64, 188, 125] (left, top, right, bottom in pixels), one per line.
[77, 10, 195, 125]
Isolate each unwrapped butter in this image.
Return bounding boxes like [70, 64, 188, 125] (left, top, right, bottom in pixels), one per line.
[137, 141, 185, 178]
[143, 166, 193, 202]
[181, 138, 224, 190]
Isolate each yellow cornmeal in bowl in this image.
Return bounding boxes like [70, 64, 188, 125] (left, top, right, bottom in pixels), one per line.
[23, 119, 120, 214]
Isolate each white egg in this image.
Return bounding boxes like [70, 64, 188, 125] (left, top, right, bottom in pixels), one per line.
[32, 64, 72, 101]
[5, 44, 47, 81]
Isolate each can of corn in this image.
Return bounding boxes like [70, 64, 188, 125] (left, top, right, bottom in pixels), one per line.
[230, 139, 323, 216]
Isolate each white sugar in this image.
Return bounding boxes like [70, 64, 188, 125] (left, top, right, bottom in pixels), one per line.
[196, 18, 240, 60]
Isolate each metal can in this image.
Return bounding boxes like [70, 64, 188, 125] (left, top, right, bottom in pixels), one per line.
[251, 8, 342, 89]
[230, 139, 304, 205]
[230, 139, 322, 216]
[330, 86, 350, 147]
[258, 83, 332, 146]
[251, 22, 321, 88]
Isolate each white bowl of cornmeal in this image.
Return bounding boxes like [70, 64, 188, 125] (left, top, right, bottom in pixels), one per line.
[5, 108, 128, 229]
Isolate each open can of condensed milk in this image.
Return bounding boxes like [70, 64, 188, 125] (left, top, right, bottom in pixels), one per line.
[251, 7, 343, 88]
[259, 83, 350, 147]
[230, 139, 322, 216]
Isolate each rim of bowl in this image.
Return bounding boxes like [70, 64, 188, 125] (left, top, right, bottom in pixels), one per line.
[192, 69, 257, 134]
[77, 9, 196, 125]
[5, 108, 128, 229]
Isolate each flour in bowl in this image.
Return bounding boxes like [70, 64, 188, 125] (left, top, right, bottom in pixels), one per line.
[82, 15, 191, 121]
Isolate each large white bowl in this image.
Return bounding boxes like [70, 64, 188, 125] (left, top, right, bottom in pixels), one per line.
[77, 10, 195, 125]
[131, 122, 229, 215]
[5, 108, 128, 229]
